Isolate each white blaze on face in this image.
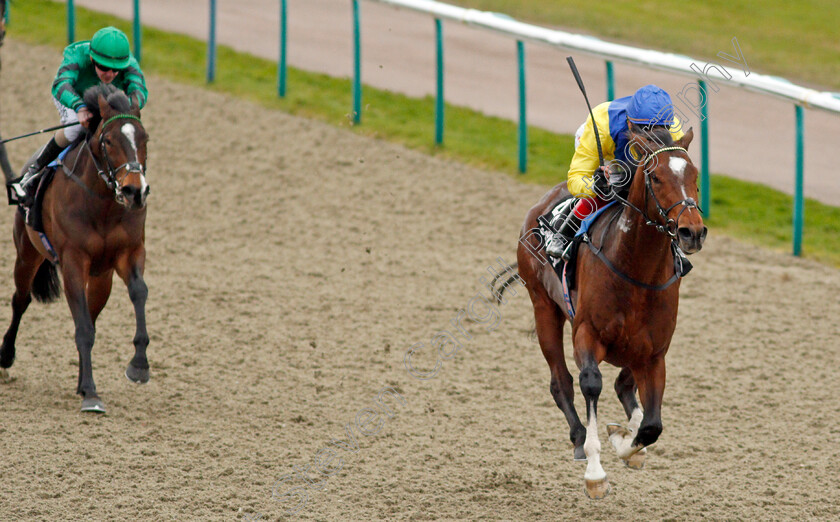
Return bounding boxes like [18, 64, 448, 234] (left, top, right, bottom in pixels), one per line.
[669, 157, 687, 180]
[121, 122, 148, 193]
[121, 123, 137, 156]
[669, 156, 692, 202]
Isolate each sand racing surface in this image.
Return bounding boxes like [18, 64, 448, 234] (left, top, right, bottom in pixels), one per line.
[1, 39, 839, 520]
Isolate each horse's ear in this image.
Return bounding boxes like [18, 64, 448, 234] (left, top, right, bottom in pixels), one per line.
[677, 127, 694, 150]
[97, 95, 111, 119]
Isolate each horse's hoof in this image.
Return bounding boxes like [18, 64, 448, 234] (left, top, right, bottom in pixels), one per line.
[606, 423, 627, 437]
[81, 397, 106, 413]
[584, 477, 611, 499]
[624, 450, 646, 470]
[573, 445, 587, 461]
[0, 368, 12, 384]
[125, 364, 150, 384]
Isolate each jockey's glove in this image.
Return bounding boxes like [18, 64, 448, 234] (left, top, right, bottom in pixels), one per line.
[592, 166, 613, 199]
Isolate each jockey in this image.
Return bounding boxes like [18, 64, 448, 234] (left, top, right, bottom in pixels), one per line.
[10, 26, 148, 206]
[545, 84, 684, 259]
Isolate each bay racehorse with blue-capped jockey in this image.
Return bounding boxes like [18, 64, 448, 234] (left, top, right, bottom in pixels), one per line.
[514, 84, 706, 498]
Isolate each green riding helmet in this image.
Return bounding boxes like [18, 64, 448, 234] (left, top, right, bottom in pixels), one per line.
[90, 26, 130, 70]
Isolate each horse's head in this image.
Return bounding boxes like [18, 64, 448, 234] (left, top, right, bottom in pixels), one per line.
[627, 126, 707, 254]
[85, 85, 149, 209]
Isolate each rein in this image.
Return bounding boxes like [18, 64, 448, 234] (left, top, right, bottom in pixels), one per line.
[63, 114, 144, 203]
[608, 145, 701, 238]
[583, 145, 698, 291]
[585, 210, 681, 291]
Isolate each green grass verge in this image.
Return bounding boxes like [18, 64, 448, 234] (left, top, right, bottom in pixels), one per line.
[8, 0, 840, 266]
[447, 0, 840, 91]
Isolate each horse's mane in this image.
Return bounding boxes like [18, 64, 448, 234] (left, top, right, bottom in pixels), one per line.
[82, 84, 132, 131]
[627, 124, 675, 148]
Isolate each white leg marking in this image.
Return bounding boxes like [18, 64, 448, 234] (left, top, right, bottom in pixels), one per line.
[627, 407, 643, 433]
[610, 407, 645, 459]
[583, 404, 606, 481]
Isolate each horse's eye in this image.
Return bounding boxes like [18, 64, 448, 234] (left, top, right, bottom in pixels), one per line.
[649, 173, 660, 183]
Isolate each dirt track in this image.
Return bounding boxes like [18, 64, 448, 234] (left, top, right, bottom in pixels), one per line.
[1, 39, 839, 521]
[67, 0, 840, 205]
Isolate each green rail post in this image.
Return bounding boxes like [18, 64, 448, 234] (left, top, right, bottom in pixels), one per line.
[3, 1, 8, 24]
[278, 0, 288, 97]
[133, 0, 141, 63]
[207, 0, 217, 83]
[67, 0, 75, 44]
[352, 0, 362, 124]
[434, 18, 444, 145]
[698, 80, 710, 217]
[517, 40, 527, 173]
[793, 105, 805, 256]
[605, 61, 614, 101]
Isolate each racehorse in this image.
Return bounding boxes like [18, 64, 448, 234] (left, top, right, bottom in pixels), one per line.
[515, 126, 706, 498]
[0, 84, 150, 413]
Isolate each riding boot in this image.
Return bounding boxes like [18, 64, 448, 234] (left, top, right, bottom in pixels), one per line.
[14, 137, 63, 206]
[546, 211, 583, 259]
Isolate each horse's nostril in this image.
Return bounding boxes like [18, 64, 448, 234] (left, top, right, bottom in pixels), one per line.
[678, 227, 693, 240]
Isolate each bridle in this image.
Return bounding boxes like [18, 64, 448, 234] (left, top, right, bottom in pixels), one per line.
[83, 114, 145, 205]
[610, 145, 702, 238]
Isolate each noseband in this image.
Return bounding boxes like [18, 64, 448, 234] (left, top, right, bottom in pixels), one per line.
[614, 145, 701, 238]
[84, 114, 145, 203]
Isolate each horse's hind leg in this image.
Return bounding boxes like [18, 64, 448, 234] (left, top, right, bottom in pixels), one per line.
[1, 216, 45, 374]
[117, 257, 149, 384]
[533, 295, 585, 460]
[607, 367, 647, 469]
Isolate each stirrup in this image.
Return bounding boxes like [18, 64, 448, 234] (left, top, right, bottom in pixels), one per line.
[9, 182, 25, 199]
[560, 240, 576, 261]
[546, 234, 570, 258]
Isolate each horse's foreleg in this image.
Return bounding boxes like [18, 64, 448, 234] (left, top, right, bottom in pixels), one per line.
[534, 297, 585, 460]
[120, 262, 149, 384]
[87, 271, 113, 325]
[628, 356, 666, 454]
[577, 347, 609, 499]
[61, 253, 103, 413]
[607, 367, 647, 468]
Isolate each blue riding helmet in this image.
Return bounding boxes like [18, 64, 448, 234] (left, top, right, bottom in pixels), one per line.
[627, 84, 675, 126]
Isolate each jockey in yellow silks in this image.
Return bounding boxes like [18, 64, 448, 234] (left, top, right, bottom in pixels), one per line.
[545, 84, 684, 258]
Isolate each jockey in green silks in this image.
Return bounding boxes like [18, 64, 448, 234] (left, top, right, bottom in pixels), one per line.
[545, 85, 685, 259]
[10, 26, 148, 206]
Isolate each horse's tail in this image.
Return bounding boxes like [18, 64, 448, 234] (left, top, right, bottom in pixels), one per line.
[32, 261, 60, 303]
[489, 262, 519, 304]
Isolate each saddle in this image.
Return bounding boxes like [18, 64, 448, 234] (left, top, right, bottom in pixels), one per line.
[537, 197, 694, 321]
[537, 198, 618, 293]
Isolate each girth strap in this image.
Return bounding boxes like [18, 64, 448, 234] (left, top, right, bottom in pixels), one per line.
[585, 238, 680, 291]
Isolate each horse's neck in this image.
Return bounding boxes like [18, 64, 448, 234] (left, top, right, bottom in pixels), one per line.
[601, 202, 674, 281]
[64, 144, 116, 206]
